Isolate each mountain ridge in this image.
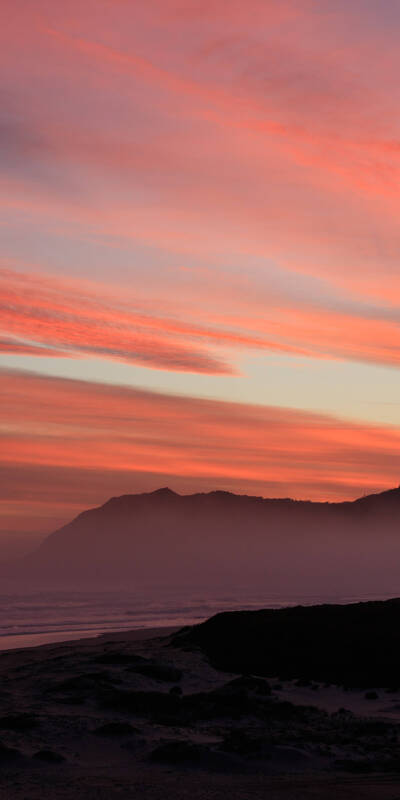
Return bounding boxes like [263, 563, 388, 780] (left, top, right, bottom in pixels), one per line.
[4, 484, 400, 591]
[90, 483, 400, 512]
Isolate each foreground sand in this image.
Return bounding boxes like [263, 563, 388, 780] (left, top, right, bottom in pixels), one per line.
[0, 626, 400, 799]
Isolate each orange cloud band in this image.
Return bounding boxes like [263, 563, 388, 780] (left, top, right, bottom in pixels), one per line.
[2, 368, 400, 533]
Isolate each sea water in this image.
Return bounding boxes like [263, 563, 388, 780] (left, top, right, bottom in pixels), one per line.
[0, 588, 399, 651]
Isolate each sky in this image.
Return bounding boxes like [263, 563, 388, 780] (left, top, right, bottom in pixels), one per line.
[1, 0, 400, 544]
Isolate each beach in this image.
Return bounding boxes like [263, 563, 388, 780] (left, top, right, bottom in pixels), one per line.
[1, 617, 400, 799]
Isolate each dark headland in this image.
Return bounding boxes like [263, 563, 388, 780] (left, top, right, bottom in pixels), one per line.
[1, 598, 400, 798]
[4, 485, 400, 594]
[2, 488, 400, 797]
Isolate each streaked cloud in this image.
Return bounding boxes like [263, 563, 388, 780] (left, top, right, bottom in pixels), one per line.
[2, 267, 400, 373]
[2, 368, 400, 533]
[0, 268, 240, 374]
[1, 0, 400, 533]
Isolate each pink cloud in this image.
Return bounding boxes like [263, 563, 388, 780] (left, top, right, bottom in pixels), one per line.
[1, 0, 400, 541]
[2, 267, 400, 372]
[2, 0, 399, 299]
[0, 268, 241, 374]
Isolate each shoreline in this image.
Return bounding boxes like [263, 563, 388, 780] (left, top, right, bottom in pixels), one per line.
[0, 623, 181, 654]
[2, 589, 400, 657]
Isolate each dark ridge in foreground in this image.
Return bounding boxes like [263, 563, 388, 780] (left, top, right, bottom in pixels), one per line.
[173, 597, 400, 688]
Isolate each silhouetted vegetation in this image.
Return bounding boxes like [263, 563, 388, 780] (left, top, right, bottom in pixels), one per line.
[173, 598, 400, 687]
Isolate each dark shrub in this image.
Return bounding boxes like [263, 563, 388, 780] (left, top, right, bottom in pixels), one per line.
[33, 750, 65, 763]
[93, 722, 137, 736]
[0, 713, 37, 731]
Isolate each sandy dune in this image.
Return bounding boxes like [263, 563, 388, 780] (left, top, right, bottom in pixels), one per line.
[0, 625, 399, 798]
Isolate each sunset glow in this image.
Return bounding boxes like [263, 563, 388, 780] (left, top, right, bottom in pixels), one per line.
[1, 0, 400, 539]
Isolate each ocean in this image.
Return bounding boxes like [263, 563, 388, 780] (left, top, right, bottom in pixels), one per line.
[1, 588, 399, 652]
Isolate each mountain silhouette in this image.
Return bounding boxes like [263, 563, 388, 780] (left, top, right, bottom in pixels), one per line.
[4, 486, 400, 591]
